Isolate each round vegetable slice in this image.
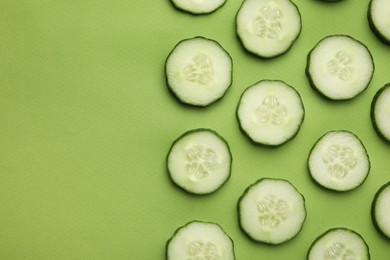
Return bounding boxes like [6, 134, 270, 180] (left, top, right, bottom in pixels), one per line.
[236, 80, 305, 146]
[372, 181, 390, 239]
[368, 0, 390, 44]
[167, 129, 232, 195]
[307, 228, 370, 260]
[308, 130, 370, 192]
[235, 0, 302, 58]
[237, 178, 306, 245]
[170, 0, 227, 15]
[371, 83, 390, 143]
[165, 37, 232, 107]
[306, 35, 374, 100]
[166, 221, 235, 260]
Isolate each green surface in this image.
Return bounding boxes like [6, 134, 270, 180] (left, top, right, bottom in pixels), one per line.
[0, 0, 389, 259]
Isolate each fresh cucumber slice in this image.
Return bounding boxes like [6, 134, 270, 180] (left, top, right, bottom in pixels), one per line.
[308, 130, 370, 192]
[236, 80, 305, 146]
[165, 37, 232, 107]
[166, 221, 235, 260]
[306, 35, 374, 100]
[237, 178, 306, 245]
[170, 0, 227, 14]
[236, 0, 302, 58]
[372, 181, 390, 239]
[368, 0, 390, 44]
[167, 129, 232, 195]
[307, 228, 370, 260]
[371, 83, 390, 143]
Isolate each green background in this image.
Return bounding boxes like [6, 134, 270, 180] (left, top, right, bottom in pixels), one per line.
[0, 0, 389, 259]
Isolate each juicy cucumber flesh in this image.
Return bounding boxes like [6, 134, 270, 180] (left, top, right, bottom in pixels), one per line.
[238, 178, 306, 244]
[236, 0, 301, 58]
[308, 131, 370, 191]
[171, 0, 226, 14]
[372, 84, 390, 141]
[372, 182, 390, 238]
[237, 80, 304, 146]
[369, 0, 390, 43]
[167, 129, 231, 194]
[308, 228, 370, 260]
[166, 221, 235, 260]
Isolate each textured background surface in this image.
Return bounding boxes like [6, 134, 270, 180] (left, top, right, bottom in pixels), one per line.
[0, 0, 389, 259]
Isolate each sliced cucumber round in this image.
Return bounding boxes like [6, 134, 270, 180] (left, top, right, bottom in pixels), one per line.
[165, 37, 232, 107]
[170, 0, 227, 14]
[236, 0, 302, 58]
[166, 221, 235, 260]
[371, 83, 390, 143]
[237, 178, 306, 245]
[308, 131, 370, 192]
[306, 35, 374, 100]
[307, 228, 370, 260]
[372, 181, 390, 239]
[167, 129, 232, 195]
[236, 80, 305, 146]
[368, 0, 390, 44]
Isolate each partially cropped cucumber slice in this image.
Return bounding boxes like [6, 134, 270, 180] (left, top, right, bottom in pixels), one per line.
[368, 0, 390, 44]
[372, 181, 390, 239]
[371, 83, 390, 142]
[237, 80, 305, 146]
[165, 37, 232, 107]
[307, 228, 370, 260]
[167, 129, 232, 195]
[236, 0, 302, 58]
[170, 0, 227, 14]
[306, 35, 374, 100]
[237, 178, 306, 245]
[166, 221, 235, 260]
[308, 131, 370, 192]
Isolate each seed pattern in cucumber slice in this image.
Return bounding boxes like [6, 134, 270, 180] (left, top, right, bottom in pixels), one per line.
[236, 0, 302, 58]
[368, 0, 390, 44]
[372, 181, 390, 239]
[308, 131, 370, 192]
[306, 35, 374, 100]
[371, 83, 390, 143]
[237, 178, 306, 245]
[307, 228, 370, 260]
[166, 221, 235, 260]
[237, 80, 305, 146]
[165, 37, 232, 107]
[170, 0, 227, 15]
[167, 129, 232, 195]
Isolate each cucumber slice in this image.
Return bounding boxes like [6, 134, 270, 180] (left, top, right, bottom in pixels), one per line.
[372, 181, 390, 239]
[166, 221, 235, 260]
[368, 0, 390, 44]
[237, 178, 306, 245]
[236, 80, 305, 146]
[167, 129, 232, 195]
[371, 83, 390, 142]
[165, 37, 232, 107]
[170, 0, 227, 14]
[306, 35, 374, 100]
[308, 131, 370, 192]
[235, 0, 302, 58]
[307, 228, 370, 260]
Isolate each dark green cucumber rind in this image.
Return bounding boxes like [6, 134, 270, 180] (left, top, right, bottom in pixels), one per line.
[166, 128, 233, 195]
[370, 83, 390, 143]
[166, 220, 236, 260]
[306, 227, 371, 260]
[307, 130, 370, 192]
[371, 181, 390, 239]
[237, 178, 307, 245]
[236, 79, 305, 147]
[305, 34, 375, 101]
[235, 0, 302, 59]
[368, 0, 390, 45]
[169, 0, 227, 15]
[165, 36, 233, 107]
